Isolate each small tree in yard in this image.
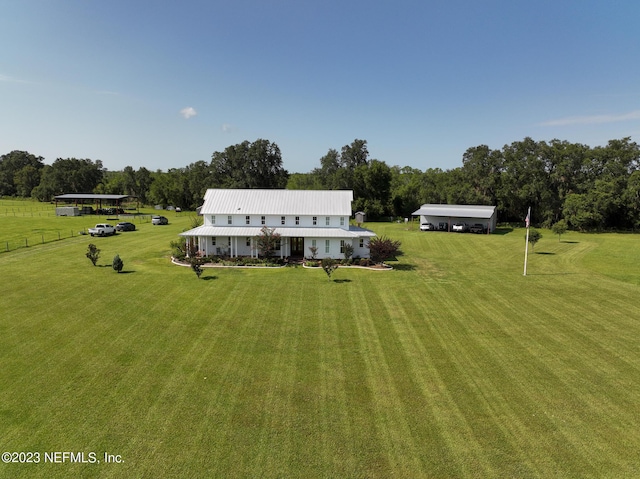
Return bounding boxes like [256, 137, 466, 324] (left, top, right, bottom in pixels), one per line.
[112, 254, 124, 273]
[308, 245, 318, 260]
[256, 226, 281, 259]
[368, 235, 402, 264]
[343, 243, 354, 262]
[551, 219, 568, 242]
[190, 256, 204, 279]
[321, 257, 338, 281]
[86, 243, 100, 266]
[527, 229, 542, 251]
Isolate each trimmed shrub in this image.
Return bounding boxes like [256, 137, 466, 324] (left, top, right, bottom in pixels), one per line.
[112, 254, 124, 273]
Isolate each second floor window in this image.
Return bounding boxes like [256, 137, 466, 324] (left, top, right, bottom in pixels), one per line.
[325, 216, 330, 226]
[340, 217, 345, 226]
[281, 216, 286, 225]
[246, 215, 250, 225]
[227, 216, 232, 225]
[295, 216, 300, 225]
[312, 216, 317, 225]
[261, 216, 266, 225]
[211, 215, 216, 224]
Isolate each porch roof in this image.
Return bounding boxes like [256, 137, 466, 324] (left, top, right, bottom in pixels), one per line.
[179, 225, 376, 238]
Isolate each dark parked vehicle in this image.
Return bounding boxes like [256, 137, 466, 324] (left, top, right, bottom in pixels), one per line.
[116, 222, 136, 232]
[438, 222, 448, 231]
[152, 215, 168, 225]
[469, 223, 486, 234]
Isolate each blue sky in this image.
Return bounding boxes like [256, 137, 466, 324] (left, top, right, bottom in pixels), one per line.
[1, 0, 639, 173]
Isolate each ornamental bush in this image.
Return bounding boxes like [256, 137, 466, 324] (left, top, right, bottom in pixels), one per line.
[85, 243, 101, 266]
[112, 254, 124, 273]
[368, 235, 402, 264]
[321, 257, 338, 281]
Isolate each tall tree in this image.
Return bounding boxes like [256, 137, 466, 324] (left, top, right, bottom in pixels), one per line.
[461, 145, 502, 206]
[340, 139, 369, 169]
[135, 167, 153, 205]
[390, 166, 423, 217]
[31, 158, 103, 201]
[0, 150, 44, 196]
[498, 138, 552, 223]
[13, 164, 42, 197]
[312, 149, 341, 189]
[543, 139, 590, 223]
[353, 159, 392, 218]
[210, 139, 288, 189]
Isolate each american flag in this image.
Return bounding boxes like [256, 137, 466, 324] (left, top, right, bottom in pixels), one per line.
[525, 208, 530, 228]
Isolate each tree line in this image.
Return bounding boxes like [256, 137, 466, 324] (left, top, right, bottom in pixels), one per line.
[1, 136, 639, 230]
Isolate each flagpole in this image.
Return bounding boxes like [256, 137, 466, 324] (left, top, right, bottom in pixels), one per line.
[523, 206, 531, 276]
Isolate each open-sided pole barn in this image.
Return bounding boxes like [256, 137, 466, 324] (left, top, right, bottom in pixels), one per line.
[412, 204, 497, 233]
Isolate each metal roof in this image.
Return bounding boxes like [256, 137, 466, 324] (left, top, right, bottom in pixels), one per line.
[199, 189, 354, 216]
[55, 194, 133, 200]
[412, 204, 496, 219]
[180, 225, 375, 238]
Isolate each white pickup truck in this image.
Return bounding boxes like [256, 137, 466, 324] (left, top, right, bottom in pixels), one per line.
[88, 223, 116, 237]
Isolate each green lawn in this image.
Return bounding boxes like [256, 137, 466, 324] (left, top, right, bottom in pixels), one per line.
[1, 203, 639, 478]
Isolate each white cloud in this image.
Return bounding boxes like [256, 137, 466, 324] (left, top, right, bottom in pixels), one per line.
[0, 74, 35, 84]
[540, 110, 640, 127]
[180, 107, 197, 119]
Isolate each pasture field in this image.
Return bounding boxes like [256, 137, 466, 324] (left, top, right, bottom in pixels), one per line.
[1, 201, 639, 478]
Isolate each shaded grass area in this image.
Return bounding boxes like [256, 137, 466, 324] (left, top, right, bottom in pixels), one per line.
[1, 213, 640, 478]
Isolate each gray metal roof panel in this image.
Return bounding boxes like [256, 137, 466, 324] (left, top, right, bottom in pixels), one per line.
[412, 204, 496, 219]
[200, 189, 354, 216]
[55, 194, 132, 200]
[180, 225, 375, 238]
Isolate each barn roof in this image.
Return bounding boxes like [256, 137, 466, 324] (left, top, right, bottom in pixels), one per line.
[199, 189, 353, 216]
[412, 204, 496, 219]
[55, 194, 133, 201]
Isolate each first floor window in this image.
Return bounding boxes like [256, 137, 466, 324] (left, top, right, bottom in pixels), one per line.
[312, 239, 317, 247]
[211, 237, 216, 245]
[325, 239, 330, 254]
[340, 240, 345, 253]
[246, 237, 251, 246]
[359, 238, 364, 248]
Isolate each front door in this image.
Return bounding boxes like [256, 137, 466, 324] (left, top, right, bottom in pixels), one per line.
[291, 237, 304, 257]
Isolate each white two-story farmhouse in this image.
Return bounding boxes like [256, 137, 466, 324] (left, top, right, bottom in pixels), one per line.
[179, 189, 376, 259]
